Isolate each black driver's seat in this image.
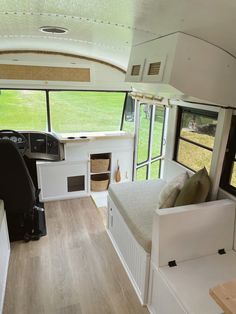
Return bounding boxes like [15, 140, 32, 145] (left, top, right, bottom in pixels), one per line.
[0, 139, 36, 213]
[0, 139, 45, 241]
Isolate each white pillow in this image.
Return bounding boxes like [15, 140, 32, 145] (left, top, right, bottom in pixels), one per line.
[157, 172, 189, 209]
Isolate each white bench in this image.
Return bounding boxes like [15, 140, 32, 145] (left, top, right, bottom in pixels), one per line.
[148, 199, 236, 314]
[107, 179, 236, 313]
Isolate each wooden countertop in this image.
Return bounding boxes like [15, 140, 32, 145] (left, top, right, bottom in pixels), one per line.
[209, 279, 236, 314]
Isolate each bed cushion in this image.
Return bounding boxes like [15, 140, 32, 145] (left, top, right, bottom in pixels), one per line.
[108, 179, 166, 253]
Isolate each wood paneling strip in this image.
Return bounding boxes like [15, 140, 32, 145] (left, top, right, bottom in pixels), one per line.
[0, 64, 90, 82]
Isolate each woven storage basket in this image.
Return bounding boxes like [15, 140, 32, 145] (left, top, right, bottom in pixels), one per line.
[91, 158, 110, 173]
[91, 174, 109, 192]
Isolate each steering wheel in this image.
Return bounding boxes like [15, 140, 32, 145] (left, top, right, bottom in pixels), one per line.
[0, 129, 28, 155]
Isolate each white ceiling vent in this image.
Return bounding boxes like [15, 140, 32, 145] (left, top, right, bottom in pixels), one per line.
[39, 26, 68, 34]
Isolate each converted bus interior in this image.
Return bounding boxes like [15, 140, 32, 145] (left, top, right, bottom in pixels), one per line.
[1, 1, 236, 314]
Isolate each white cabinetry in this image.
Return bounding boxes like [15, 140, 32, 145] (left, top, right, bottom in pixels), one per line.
[0, 200, 10, 314]
[126, 32, 236, 107]
[37, 134, 134, 202]
[37, 160, 88, 201]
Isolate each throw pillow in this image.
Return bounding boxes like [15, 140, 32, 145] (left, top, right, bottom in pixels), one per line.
[157, 172, 189, 209]
[174, 167, 211, 206]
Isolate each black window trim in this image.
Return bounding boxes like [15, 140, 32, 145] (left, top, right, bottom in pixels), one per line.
[174, 106, 217, 172]
[135, 104, 166, 181]
[220, 115, 236, 195]
[136, 103, 153, 166]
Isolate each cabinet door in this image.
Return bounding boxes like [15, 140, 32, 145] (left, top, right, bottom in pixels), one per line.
[37, 161, 88, 201]
[142, 55, 166, 83]
[125, 57, 146, 82]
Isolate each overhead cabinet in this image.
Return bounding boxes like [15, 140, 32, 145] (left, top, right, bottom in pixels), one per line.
[126, 32, 236, 107]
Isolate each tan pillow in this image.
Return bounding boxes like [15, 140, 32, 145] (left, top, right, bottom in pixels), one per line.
[157, 172, 189, 209]
[174, 167, 211, 206]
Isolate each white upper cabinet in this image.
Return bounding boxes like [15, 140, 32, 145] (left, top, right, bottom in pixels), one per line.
[126, 32, 236, 107]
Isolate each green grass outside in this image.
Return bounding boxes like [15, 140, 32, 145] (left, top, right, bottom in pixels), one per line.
[0, 90, 47, 130]
[123, 106, 164, 180]
[177, 130, 214, 173]
[49, 91, 125, 132]
[0, 90, 125, 132]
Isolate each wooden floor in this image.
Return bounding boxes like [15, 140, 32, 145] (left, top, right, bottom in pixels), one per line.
[3, 197, 148, 314]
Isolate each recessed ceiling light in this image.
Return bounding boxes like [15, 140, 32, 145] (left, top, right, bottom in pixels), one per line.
[39, 26, 68, 34]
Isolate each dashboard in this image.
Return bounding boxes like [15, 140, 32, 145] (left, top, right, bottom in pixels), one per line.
[0, 131, 64, 161]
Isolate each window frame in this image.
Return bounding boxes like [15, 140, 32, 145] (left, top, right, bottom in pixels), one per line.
[0, 88, 128, 133]
[134, 101, 166, 181]
[174, 106, 218, 172]
[220, 115, 236, 195]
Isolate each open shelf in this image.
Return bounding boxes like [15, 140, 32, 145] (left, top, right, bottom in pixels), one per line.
[90, 152, 111, 192]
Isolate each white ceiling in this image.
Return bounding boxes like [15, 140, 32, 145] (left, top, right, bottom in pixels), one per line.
[0, 0, 235, 69]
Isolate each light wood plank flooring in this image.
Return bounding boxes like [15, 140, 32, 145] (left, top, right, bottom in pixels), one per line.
[3, 197, 148, 314]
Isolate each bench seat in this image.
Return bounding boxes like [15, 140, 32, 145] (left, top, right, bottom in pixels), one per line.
[108, 179, 165, 253]
[156, 251, 236, 314]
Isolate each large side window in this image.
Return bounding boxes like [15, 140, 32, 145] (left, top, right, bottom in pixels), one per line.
[174, 107, 218, 172]
[0, 90, 47, 131]
[135, 103, 165, 181]
[220, 115, 236, 195]
[49, 91, 126, 133]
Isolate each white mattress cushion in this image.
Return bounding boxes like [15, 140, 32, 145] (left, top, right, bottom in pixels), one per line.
[159, 250, 236, 314]
[108, 179, 166, 253]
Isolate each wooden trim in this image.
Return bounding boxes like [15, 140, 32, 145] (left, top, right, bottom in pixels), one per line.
[0, 50, 126, 74]
[0, 64, 90, 82]
[210, 279, 236, 314]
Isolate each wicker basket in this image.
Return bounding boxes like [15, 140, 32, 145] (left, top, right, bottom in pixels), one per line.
[91, 174, 109, 192]
[91, 158, 110, 173]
